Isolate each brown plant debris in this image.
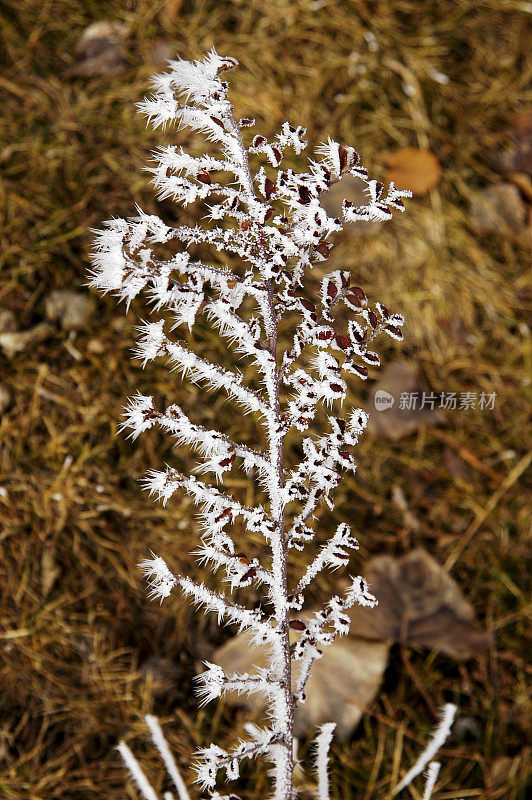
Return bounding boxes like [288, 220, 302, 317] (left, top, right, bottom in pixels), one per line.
[385, 148, 442, 196]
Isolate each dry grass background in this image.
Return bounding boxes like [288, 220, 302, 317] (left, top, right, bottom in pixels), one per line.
[0, 1, 530, 798]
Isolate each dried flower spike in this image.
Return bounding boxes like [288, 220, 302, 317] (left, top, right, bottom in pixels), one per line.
[90, 49, 452, 800]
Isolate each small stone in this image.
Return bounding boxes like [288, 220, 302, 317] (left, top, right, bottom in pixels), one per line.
[0, 385, 11, 414]
[71, 21, 129, 78]
[44, 290, 94, 330]
[469, 182, 527, 233]
[0, 309, 17, 334]
[453, 715, 481, 742]
[0, 322, 52, 359]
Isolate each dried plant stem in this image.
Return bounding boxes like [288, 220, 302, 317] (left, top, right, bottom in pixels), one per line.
[265, 276, 294, 797]
[90, 50, 428, 799]
[232, 106, 295, 793]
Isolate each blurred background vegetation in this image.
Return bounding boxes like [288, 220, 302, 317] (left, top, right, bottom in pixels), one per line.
[0, 1, 530, 798]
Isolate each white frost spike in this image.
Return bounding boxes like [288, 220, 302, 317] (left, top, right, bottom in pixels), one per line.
[394, 704, 457, 795]
[345, 575, 378, 608]
[138, 554, 177, 603]
[145, 715, 191, 800]
[134, 320, 167, 366]
[117, 740, 159, 800]
[422, 762, 441, 800]
[295, 523, 359, 595]
[121, 393, 156, 440]
[194, 743, 228, 790]
[195, 662, 226, 706]
[138, 49, 238, 130]
[313, 723, 336, 800]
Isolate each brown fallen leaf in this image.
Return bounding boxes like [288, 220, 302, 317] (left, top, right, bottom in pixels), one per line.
[213, 549, 490, 739]
[70, 22, 129, 78]
[213, 630, 389, 740]
[386, 147, 441, 196]
[293, 638, 389, 738]
[349, 548, 493, 660]
[367, 360, 445, 440]
[320, 175, 382, 235]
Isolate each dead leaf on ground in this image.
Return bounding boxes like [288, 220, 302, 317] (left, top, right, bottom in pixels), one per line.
[349, 548, 493, 660]
[320, 175, 383, 236]
[386, 147, 442, 196]
[367, 360, 445, 440]
[70, 22, 129, 78]
[213, 630, 389, 740]
[212, 549, 491, 739]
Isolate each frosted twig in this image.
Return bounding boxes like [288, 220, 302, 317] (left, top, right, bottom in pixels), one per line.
[145, 715, 191, 800]
[117, 740, 159, 800]
[422, 762, 441, 800]
[88, 48, 460, 800]
[394, 704, 457, 795]
[313, 723, 336, 800]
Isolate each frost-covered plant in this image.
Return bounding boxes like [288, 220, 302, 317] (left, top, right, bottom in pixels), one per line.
[90, 50, 454, 800]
